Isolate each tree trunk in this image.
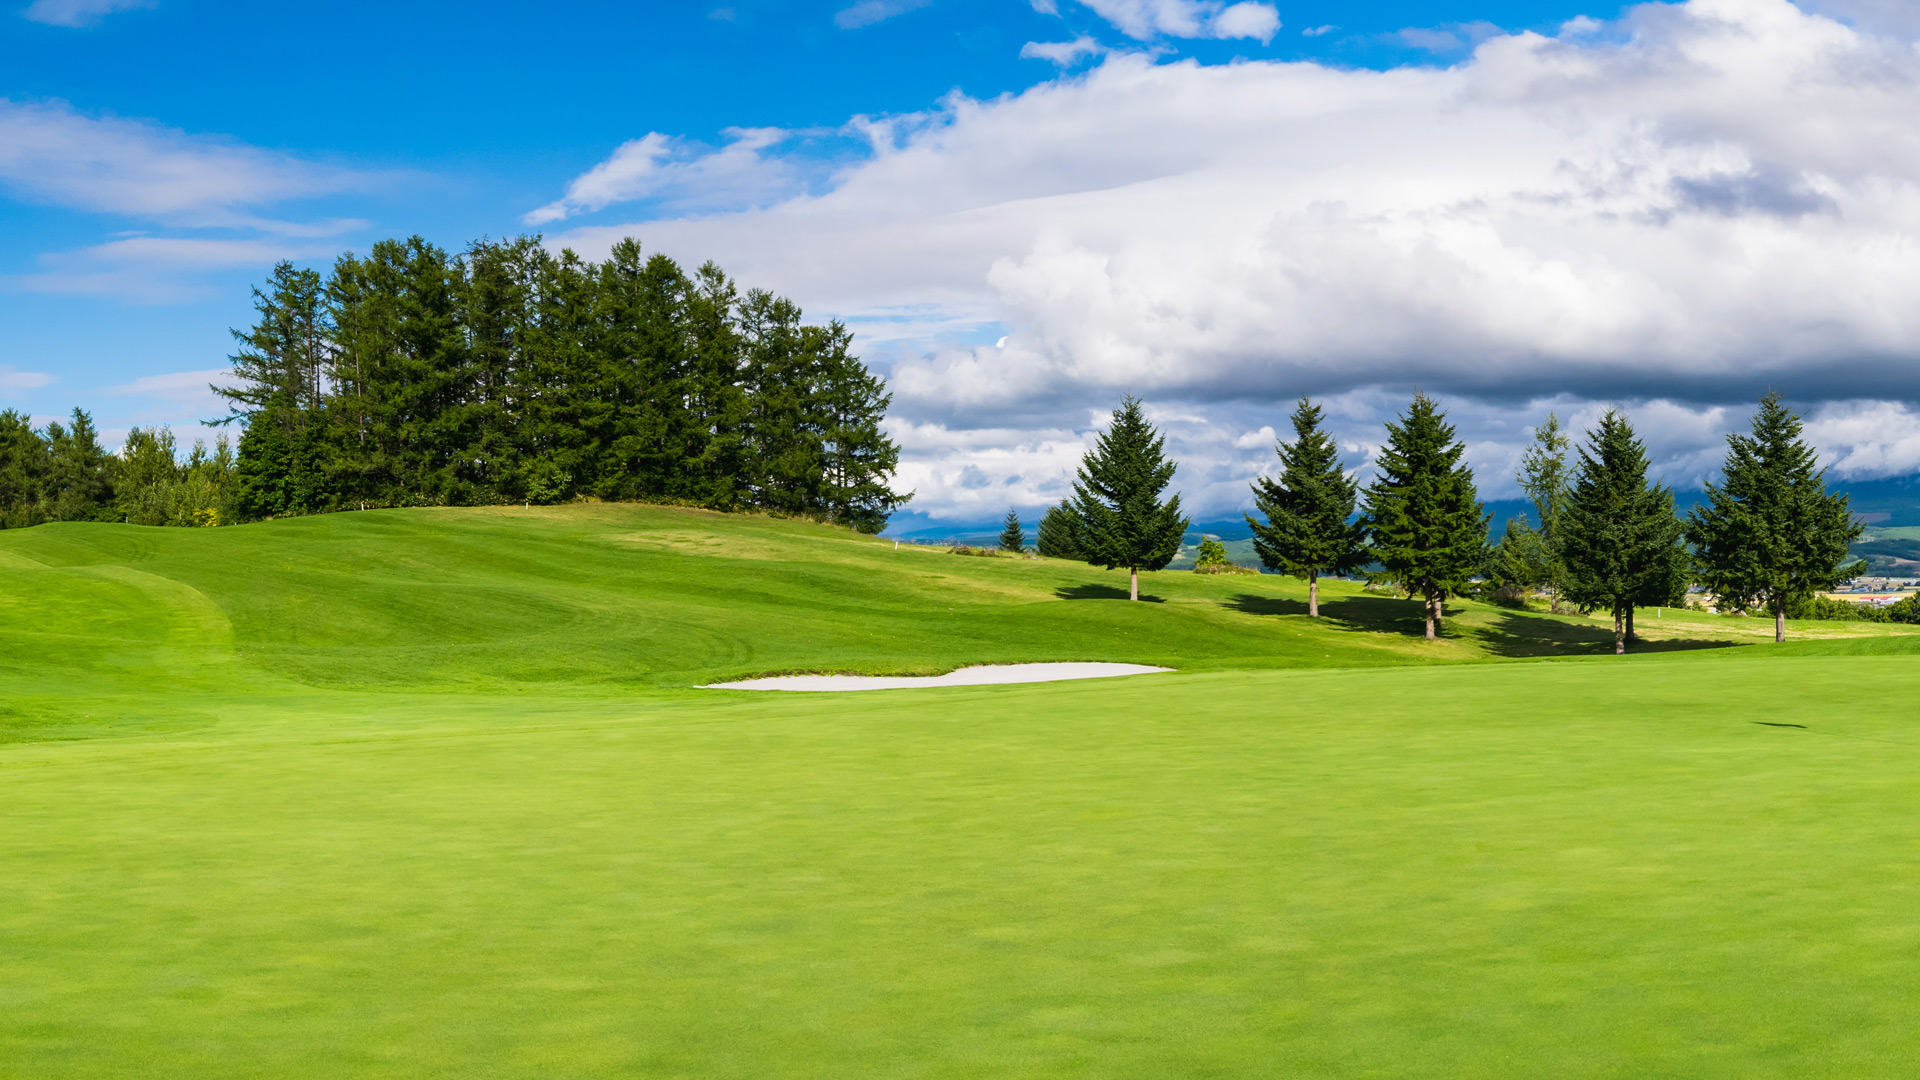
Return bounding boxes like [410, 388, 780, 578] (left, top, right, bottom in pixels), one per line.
[1130, 566, 1139, 602]
[1309, 569, 1319, 618]
[1625, 606, 1636, 644]
[1423, 594, 1436, 640]
[1614, 606, 1625, 655]
[1775, 604, 1786, 643]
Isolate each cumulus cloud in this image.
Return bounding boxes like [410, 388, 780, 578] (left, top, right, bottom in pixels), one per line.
[549, 0, 1920, 517]
[22, 0, 152, 28]
[1063, 0, 1279, 41]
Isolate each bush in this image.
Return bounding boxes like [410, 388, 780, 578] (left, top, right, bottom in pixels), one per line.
[1193, 536, 1257, 575]
[1791, 594, 1891, 622]
[1890, 594, 1920, 625]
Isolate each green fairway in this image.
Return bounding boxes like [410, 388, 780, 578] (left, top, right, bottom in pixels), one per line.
[3, 506, 1919, 1076]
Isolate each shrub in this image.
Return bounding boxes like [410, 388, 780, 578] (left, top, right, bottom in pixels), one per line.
[1889, 594, 1920, 625]
[1193, 537, 1257, 575]
[1791, 594, 1891, 622]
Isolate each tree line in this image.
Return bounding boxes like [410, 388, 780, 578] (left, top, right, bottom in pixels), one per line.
[0, 410, 236, 529]
[1031, 392, 1868, 649]
[217, 236, 909, 531]
[3, 236, 913, 534]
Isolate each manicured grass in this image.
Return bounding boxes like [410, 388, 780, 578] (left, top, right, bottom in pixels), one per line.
[2, 506, 1918, 1076]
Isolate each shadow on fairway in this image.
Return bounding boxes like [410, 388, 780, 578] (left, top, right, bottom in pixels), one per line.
[1228, 592, 1425, 633]
[1474, 610, 1744, 658]
[1055, 584, 1167, 603]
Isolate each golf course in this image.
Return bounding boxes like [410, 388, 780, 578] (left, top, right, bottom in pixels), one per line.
[2, 504, 1918, 1076]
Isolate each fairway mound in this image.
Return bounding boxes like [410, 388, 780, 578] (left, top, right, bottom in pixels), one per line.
[702, 662, 1173, 692]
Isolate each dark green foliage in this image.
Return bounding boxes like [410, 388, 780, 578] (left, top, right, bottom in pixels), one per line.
[1483, 516, 1550, 603]
[1069, 397, 1190, 600]
[1360, 394, 1489, 639]
[1557, 410, 1688, 654]
[1888, 594, 1920, 625]
[1247, 397, 1363, 615]
[218, 235, 909, 530]
[42, 410, 116, 523]
[1035, 501, 1082, 559]
[999, 510, 1025, 553]
[1685, 392, 1863, 642]
[0, 409, 49, 529]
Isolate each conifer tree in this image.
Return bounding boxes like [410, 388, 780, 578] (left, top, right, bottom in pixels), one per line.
[1036, 500, 1081, 558]
[1685, 392, 1862, 643]
[1360, 394, 1488, 639]
[0, 409, 49, 529]
[1246, 397, 1364, 616]
[1070, 397, 1190, 601]
[1558, 410, 1686, 654]
[1518, 413, 1572, 610]
[999, 510, 1025, 553]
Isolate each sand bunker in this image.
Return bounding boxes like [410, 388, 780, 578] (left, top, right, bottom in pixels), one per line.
[702, 662, 1173, 692]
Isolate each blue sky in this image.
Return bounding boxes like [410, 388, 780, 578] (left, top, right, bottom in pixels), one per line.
[3, 0, 1918, 523]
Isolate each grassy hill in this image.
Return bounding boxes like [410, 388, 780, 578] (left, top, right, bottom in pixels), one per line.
[4, 505, 1920, 1076]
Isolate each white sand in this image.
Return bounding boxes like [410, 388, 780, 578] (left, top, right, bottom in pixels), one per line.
[702, 662, 1173, 692]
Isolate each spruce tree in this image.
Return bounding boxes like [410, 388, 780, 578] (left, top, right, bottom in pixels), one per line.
[1070, 396, 1190, 601]
[1035, 501, 1081, 558]
[1246, 397, 1364, 616]
[1360, 394, 1488, 640]
[1557, 410, 1686, 654]
[1685, 392, 1862, 643]
[999, 510, 1025, 553]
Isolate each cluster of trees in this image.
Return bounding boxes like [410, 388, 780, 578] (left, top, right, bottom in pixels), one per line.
[1029, 391, 1869, 650]
[0, 409, 235, 529]
[1485, 393, 1861, 646]
[218, 236, 910, 531]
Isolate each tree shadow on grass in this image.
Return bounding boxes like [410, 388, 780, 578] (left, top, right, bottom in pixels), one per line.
[1473, 610, 1745, 658]
[1055, 584, 1167, 603]
[1228, 592, 1428, 634]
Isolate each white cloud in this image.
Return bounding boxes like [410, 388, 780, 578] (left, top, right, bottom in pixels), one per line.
[0, 366, 55, 390]
[0, 98, 365, 224]
[524, 128, 798, 224]
[834, 0, 930, 30]
[1021, 36, 1107, 65]
[22, 0, 153, 28]
[550, 0, 1920, 517]
[8, 236, 323, 300]
[1301, 24, 1336, 37]
[1804, 400, 1920, 478]
[1064, 0, 1279, 41]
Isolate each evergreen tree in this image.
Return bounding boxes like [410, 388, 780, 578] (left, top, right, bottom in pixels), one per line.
[1360, 394, 1488, 640]
[1035, 500, 1081, 558]
[1685, 392, 1862, 643]
[1246, 397, 1364, 616]
[1069, 397, 1190, 601]
[1484, 516, 1548, 602]
[999, 510, 1025, 553]
[42, 409, 115, 522]
[0, 409, 49, 529]
[216, 233, 909, 528]
[1517, 413, 1572, 610]
[1557, 410, 1686, 654]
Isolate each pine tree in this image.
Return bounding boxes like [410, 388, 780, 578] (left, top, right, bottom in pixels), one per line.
[1484, 516, 1548, 602]
[1036, 501, 1081, 558]
[1070, 397, 1190, 601]
[1360, 394, 1488, 640]
[1246, 397, 1364, 616]
[1685, 392, 1862, 643]
[1517, 413, 1572, 610]
[1558, 410, 1687, 654]
[999, 510, 1025, 553]
[0, 409, 49, 529]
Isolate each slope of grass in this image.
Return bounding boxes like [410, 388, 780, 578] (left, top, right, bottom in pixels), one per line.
[4, 505, 1920, 1077]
